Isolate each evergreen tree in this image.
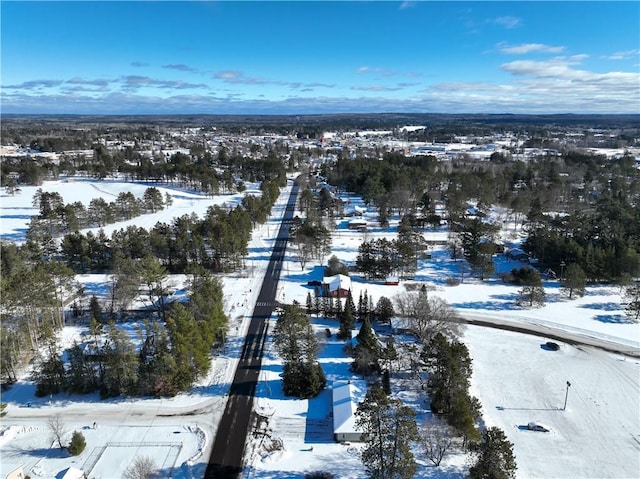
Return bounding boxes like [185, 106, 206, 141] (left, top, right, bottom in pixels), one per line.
[356, 387, 418, 479]
[68, 431, 86, 456]
[338, 305, 355, 340]
[345, 289, 357, 318]
[562, 263, 587, 299]
[352, 318, 381, 374]
[34, 336, 65, 397]
[306, 291, 314, 315]
[166, 303, 209, 390]
[101, 322, 138, 398]
[273, 302, 325, 398]
[469, 427, 517, 479]
[374, 296, 395, 323]
[514, 268, 545, 307]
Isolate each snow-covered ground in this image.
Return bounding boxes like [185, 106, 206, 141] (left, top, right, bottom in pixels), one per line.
[1, 179, 639, 479]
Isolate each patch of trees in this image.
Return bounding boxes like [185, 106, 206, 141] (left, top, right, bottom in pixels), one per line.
[28, 186, 168, 239]
[31, 269, 227, 398]
[57, 179, 281, 274]
[523, 196, 640, 283]
[272, 302, 326, 398]
[422, 333, 481, 444]
[452, 216, 501, 281]
[0, 252, 77, 383]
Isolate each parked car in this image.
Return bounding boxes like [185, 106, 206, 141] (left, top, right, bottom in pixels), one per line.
[545, 341, 560, 351]
[527, 422, 550, 432]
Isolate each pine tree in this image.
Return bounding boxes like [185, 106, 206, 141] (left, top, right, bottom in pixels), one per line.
[273, 302, 325, 398]
[306, 291, 313, 315]
[356, 387, 418, 479]
[375, 296, 395, 323]
[469, 427, 517, 479]
[361, 290, 370, 322]
[562, 263, 587, 299]
[345, 290, 357, 318]
[338, 306, 355, 340]
[515, 268, 545, 307]
[352, 317, 381, 374]
[68, 431, 86, 455]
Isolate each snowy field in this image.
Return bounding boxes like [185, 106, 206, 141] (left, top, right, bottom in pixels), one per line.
[1, 179, 639, 478]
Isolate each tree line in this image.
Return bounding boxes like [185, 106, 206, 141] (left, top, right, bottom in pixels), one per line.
[27, 186, 170, 241]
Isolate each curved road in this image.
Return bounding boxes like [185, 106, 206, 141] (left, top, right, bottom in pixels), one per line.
[204, 184, 299, 478]
[457, 312, 640, 358]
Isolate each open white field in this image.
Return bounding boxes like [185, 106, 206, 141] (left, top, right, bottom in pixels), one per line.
[465, 325, 640, 479]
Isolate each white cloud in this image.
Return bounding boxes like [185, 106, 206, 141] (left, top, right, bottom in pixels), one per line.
[3, 79, 64, 90]
[162, 64, 197, 72]
[399, 1, 416, 10]
[498, 42, 566, 55]
[501, 56, 597, 80]
[351, 85, 402, 92]
[604, 49, 640, 60]
[492, 16, 522, 29]
[121, 75, 208, 90]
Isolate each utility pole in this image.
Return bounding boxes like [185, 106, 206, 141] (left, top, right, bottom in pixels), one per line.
[563, 380, 571, 410]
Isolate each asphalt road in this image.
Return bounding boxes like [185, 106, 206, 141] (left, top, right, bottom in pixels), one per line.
[457, 312, 640, 358]
[204, 184, 299, 478]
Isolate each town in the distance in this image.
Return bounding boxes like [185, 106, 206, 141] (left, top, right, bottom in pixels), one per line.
[1, 113, 639, 479]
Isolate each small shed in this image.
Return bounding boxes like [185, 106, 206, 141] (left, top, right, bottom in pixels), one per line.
[385, 276, 399, 285]
[332, 380, 367, 442]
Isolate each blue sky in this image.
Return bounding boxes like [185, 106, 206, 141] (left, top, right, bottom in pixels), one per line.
[2, 1, 639, 115]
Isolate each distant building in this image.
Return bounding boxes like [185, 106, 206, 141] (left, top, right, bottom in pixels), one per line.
[347, 219, 367, 231]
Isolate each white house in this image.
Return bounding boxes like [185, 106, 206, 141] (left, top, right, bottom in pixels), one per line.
[332, 380, 367, 442]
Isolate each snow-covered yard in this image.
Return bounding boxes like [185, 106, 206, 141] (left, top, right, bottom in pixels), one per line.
[1, 179, 639, 479]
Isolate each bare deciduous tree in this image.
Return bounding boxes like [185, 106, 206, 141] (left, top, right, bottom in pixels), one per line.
[420, 418, 455, 467]
[393, 290, 462, 344]
[124, 456, 158, 479]
[48, 414, 64, 449]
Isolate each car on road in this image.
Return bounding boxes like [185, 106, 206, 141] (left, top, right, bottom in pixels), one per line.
[527, 421, 551, 432]
[545, 341, 560, 351]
